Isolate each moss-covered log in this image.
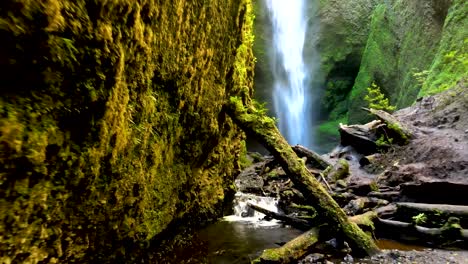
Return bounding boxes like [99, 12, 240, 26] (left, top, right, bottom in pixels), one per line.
[292, 145, 332, 170]
[226, 97, 379, 257]
[253, 228, 320, 264]
[364, 108, 412, 144]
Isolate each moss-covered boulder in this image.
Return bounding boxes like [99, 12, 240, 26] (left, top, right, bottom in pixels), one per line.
[0, 0, 255, 262]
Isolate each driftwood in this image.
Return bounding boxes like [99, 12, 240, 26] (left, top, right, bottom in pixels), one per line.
[375, 204, 398, 218]
[397, 203, 468, 217]
[376, 218, 468, 243]
[292, 145, 331, 170]
[343, 197, 390, 216]
[247, 202, 313, 230]
[396, 203, 468, 219]
[339, 121, 383, 155]
[368, 191, 400, 202]
[226, 97, 379, 257]
[253, 228, 320, 264]
[363, 108, 412, 144]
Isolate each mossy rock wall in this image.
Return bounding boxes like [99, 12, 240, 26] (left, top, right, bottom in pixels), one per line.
[347, 0, 462, 124]
[0, 0, 254, 262]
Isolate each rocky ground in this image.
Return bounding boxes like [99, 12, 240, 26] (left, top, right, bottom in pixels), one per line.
[242, 81, 468, 263]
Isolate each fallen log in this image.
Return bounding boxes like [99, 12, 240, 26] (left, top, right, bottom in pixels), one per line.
[363, 108, 412, 144]
[349, 211, 378, 232]
[247, 202, 313, 230]
[368, 191, 400, 202]
[375, 204, 397, 218]
[339, 122, 382, 155]
[376, 218, 468, 243]
[226, 97, 379, 257]
[344, 197, 389, 216]
[253, 228, 320, 264]
[326, 159, 350, 183]
[292, 145, 331, 170]
[396, 203, 468, 218]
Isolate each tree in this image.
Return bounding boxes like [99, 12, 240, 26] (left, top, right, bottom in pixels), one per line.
[364, 82, 396, 112]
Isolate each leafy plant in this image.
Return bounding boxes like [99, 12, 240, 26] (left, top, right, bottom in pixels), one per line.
[375, 134, 393, 148]
[412, 213, 427, 225]
[364, 82, 396, 112]
[412, 69, 430, 86]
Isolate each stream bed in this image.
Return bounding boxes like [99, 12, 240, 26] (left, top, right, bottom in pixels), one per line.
[155, 192, 441, 264]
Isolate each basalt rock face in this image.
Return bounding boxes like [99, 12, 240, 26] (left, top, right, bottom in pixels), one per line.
[0, 0, 254, 262]
[322, 0, 466, 125]
[347, 0, 466, 124]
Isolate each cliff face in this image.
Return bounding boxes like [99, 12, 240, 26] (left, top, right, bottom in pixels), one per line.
[347, 0, 466, 123]
[320, 0, 466, 124]
[0, 0, 254, 262]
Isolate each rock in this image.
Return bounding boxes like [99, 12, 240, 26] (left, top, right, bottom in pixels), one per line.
[336, 179, 348, 188]
[234, 167, 264, 195]
[343, 254, 354, 263]
[299, 253, 325, 264]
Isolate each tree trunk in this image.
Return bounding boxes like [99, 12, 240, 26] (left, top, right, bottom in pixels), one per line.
[226, 97, 379, 257]
[247, 202, 313, 230]
[253, 228, 320, 264]
[292, 145, 331, 170]
[363, 108, 412, 144]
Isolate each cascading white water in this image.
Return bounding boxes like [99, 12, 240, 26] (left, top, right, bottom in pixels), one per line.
[223, 192, 281, 227]
[265, 0, 314, 147]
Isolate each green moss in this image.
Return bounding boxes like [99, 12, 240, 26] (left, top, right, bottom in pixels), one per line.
[239, 140, 253, 169]
[419, 0, 468, 96]
[318, 115, 347, 138]
[348, 4, 398, 124]
[387, 122, 409, 144]
[0, 0, 255, 262]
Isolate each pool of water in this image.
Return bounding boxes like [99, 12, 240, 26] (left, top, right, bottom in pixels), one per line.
[155, 220, 302, 264]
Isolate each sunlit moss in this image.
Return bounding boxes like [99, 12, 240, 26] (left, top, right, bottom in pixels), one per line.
[0, 0, 255, 262]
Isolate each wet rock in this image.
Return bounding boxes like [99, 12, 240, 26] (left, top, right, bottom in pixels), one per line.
[234, 167, 264, 195]
[343, 254, 354, 263]
[299, 253, 325, 264]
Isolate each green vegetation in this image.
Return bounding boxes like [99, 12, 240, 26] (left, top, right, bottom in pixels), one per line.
[412, 213, 428, 225]
[0, 0, 255, 262]
[364, 82, 396, 112]
[318, 0, 462, 125]
[419, 0, 468, 96]
[348, 4, 397, 124]
[318, 116, 347, 138]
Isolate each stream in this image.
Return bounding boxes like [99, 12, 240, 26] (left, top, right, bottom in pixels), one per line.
[156, 192, 429, 264]
[157, 192, 302, 263]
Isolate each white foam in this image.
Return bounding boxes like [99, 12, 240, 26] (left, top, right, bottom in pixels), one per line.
[222, 192, 282, 227]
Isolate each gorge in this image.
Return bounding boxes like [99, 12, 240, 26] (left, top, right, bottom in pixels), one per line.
[0, 0, 467, 263]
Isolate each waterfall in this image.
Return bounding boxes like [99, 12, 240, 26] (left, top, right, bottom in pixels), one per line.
[265, 0, 314, 148]
[223, 192, 281, 227]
